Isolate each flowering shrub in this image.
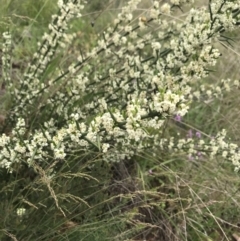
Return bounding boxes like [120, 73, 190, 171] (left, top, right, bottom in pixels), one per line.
[1, 0, 240, 172]
[0, 0, 240, 239]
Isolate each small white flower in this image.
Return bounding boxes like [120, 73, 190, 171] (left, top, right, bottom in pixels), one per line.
[102, 143, 110, 153]
[17, 208, 26, 217]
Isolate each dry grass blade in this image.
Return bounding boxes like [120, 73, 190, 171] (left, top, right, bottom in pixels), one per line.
[233, 233, 240, 241]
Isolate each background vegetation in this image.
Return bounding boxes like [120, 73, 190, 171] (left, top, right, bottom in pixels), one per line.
[0, 0, 240, 240]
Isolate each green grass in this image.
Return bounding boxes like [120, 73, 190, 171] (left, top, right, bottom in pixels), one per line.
[0, 1, 240, 241]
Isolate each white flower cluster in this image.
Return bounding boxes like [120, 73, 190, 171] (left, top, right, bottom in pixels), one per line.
[189, 78, 240, 101]
[2, 31, 11, 84]
[1, 0, 240, 173]
[0, 118, 26, 170]
[156, 129, 240, 171]
[10, 0, 85, 118]
[150, 90, 189, 117]
[16, 208, 26, 217]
